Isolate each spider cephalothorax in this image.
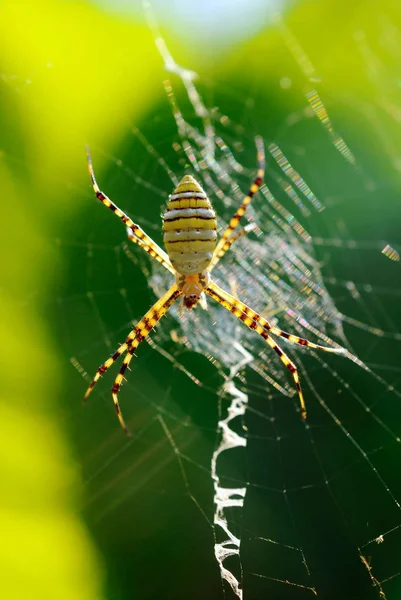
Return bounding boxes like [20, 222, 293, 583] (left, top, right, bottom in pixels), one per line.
[176, 272, 210, 309]
[84, 139, 345, 435]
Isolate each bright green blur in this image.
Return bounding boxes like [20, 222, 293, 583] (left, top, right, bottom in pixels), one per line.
[0, 1, 163, 598]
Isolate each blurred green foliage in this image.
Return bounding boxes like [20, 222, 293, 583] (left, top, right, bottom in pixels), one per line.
[0, 1, 164, 598]
[1, 1, 401, 599]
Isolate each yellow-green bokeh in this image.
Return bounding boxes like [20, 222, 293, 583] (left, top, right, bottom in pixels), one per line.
[0, 1, 164, 597]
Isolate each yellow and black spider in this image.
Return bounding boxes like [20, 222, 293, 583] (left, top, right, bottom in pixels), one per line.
[84, 139, 344, 434]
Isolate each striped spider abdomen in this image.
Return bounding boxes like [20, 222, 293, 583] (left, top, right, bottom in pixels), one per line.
[163, 175, 217, 275]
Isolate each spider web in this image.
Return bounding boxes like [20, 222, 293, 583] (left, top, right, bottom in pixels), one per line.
[49, 7, 401, 600]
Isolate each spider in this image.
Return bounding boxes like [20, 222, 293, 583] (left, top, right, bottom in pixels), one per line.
[84, 139, 344, 435]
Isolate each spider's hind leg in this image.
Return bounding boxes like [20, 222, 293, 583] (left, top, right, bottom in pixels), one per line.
[86, 147, 172, 269]
[210, 136, 264, 270]
[210, 223, 257, 270]
[125, 226, 174, 274]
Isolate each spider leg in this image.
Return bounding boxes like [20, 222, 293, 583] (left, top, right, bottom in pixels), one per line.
[126, 226, 175, 274]
[109, 284, 181, 435]
[86, 147, 171, 267]
[84, 340, 129, 401]
[205, 281, 345, 419]
[207, 281, 345, 354]
[210, 136, 264, 269]
[209, 223, 256, 270]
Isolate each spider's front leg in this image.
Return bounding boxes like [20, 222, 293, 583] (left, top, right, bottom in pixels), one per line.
[85, 284, 181, 435]
[205, 280, 345, 419]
